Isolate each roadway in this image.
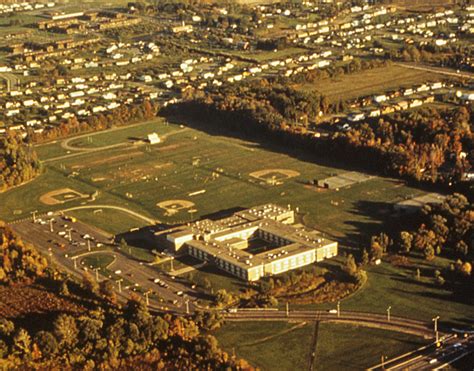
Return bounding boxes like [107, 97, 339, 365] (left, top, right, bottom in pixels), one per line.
[61, 205, 158, 225]
[10, 217, 203, 314]
[395, 62, 474, 81]
[8, 215, 449, 340]
[7, 215, 460, 340]
[368, 333, 474, 370]
[223, 309, 436, 338]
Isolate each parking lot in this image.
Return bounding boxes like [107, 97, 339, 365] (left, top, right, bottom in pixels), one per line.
[10, 215, 205, 313]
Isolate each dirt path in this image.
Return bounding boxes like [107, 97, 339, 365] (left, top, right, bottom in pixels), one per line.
[394, 63, 474, 80]
[308, 314, 321, 371]
[240, 322, 308, 346]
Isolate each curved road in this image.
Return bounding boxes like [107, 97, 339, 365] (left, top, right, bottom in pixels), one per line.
[61, 205, 158, 225]
[395, 63, 474, 80]
[223, 309, 436, 338]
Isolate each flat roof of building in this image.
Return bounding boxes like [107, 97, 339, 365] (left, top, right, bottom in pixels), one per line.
[164, 204, 336, 271]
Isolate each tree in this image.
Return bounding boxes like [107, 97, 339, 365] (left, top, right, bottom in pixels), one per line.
[424, 246, 435, 260]
[399, 231, 413, 254]
[343, 254, 360, 282]
[150, 316, 169, 342]
[214, 289, 233, 307]
[13, 328, 31, 356]
[461, 262, 472, 276]
[455, 240, 469, 256]
[59, 280, 69, 296]
[100, 280, 117, 303]
[82, 271, 99, 295]
[370, 241, 383, 261]
[430, 214, 449, 240]
[78, 317, 103, 343]
[361, 249, 369, 266]
[0, 339, 8, 358]
[120, 238, 128, 250]
[53, 314, 78, 348]
[125, 296, 151, 327]
[0, 318, 15, 337]
[33, 331, 58, 358]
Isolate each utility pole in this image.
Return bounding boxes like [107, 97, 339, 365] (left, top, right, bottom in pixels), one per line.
[381, 355, 386, 369]
[170, 256, 174, 272]
[31, 210, 38, 223]
[387, 306, 391, 322]
[67, 228, 72, 242]
[49, 218, 54, 232]
[116, 279, 123, 293]
[432, 316, 440, 343]
[286, 302, 289, 317]
[73, 257, 77, 269]
[185, 299, 190, 314]
[87, 239, 91, 252]
[337, 301, 340, 317]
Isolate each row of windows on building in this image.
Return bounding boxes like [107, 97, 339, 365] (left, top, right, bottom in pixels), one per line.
[257, 230, 291, 247]
[188, 244, 255, 279]
[270, 251, 315, 273]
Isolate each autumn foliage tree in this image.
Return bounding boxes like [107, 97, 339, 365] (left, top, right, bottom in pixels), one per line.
[0, 223, 48, 283]
[0, 134, 41, 192]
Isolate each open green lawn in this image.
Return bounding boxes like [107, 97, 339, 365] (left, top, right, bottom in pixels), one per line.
[213, 321, 427, 371]
[4, 119, 467, 325]
[2, 119, 427, 248]
[331, 258, 473, 326]
[288, 256, 473, 327]
[68, 208, 148, 235]
[35, 141, 71, 160]
[81, 253, 115, 270]
[249, 47, 309, 62]
[294, 65, 445, 102]
[214, 321, 313, 371]
[183, 264, 248, 294]
[66, 119, 175, 149]
[314, 323, 428, 371]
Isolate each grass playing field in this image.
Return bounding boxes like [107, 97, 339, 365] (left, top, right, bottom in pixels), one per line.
[1, 119, 427, 249]
[213, 321, 428, 371]
[293, 64, 445, 102]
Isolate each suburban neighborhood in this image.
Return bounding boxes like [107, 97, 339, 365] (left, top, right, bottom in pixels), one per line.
[0, 0, 472, 370]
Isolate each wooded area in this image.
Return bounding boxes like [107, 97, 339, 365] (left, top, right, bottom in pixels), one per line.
[165, 79, 473, 185]
[0, 224, 250, 369]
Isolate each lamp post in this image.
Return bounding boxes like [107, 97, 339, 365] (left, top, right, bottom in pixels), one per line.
[337, 301, 340, 317]
[144, 290, 152, 306]
[93, 267, 100, 281]
[387, 306, 392, 322]
[432, 316, 440, 343]
[116, 278, 123, 293]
